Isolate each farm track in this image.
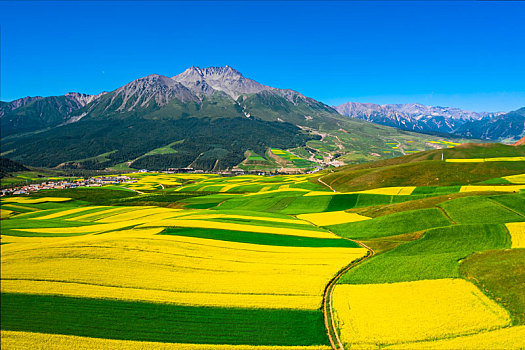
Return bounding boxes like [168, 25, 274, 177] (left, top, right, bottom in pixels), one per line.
[487, 198, 525, 218]
[437, 206, 456, 224]
[393, 139, 406, 156]
[322, 233, 375, 349]
[293, 215, 374, 349]
[318, 176, 336, 192]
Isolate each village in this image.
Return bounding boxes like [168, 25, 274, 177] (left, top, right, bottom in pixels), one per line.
[0, 175, 135, 197]
[1, 165, 326, 197]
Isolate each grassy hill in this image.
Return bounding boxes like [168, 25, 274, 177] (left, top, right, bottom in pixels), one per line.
[318, 143, 525, 191]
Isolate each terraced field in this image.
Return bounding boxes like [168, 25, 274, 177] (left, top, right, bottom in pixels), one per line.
[1, 150, 524, 349]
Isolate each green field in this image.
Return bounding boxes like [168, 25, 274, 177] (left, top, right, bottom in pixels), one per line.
[162, 227, 359, 247]
[0, 218, 98, 237]
[2, 143, 525, 348]
[1, 293, 329, 346]
[270, 148, 317, 168]
[329, 208, 452, 239]
[460, 249, 525, 325]
[339, 224, 511, 284]
[439, 196, 525, 224]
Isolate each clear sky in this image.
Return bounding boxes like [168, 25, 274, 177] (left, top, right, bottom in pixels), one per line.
[1, 1, 524, 112]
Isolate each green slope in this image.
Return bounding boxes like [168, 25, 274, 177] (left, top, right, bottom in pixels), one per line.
[319, 143, 525, 191]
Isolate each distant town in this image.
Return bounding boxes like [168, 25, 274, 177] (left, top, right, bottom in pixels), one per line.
[1, 175, 135, 196]
[0, 166, 325, 197]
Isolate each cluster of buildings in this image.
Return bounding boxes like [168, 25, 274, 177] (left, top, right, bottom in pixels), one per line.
[1, 176, 135, 197]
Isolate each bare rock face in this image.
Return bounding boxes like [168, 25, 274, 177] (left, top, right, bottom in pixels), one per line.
[0, 96, 43, 117]
[65, 92, 106, 107]
[172, 65, 270, 99]
[109, 74, 199, 111]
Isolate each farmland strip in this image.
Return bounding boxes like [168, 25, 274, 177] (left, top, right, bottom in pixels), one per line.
[0, 293, 330, 346]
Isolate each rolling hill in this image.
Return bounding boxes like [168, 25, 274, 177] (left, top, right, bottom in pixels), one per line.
[318, 143, 525, 191]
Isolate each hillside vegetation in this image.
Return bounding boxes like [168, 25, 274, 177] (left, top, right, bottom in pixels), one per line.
[319, 143, 525, 191]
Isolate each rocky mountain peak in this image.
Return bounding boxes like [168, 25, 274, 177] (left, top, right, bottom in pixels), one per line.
[172, 65, 270, 99]
[64, 92, 105, 107]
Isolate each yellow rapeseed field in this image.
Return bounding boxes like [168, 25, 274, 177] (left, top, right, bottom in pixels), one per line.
[332, 279, 511, 347]
[66, 206, 146, 221]
[506, 222, 525, 248]
[2, 197, 72, 204]
[303, 187, 416, 196]
[96, 207, 179, 222]
[139, 218, 336, 238]
[303, 191, 338, 197]
[0, 209, 14, 219]
[384, 325, 525, 349]
[0, 228, 164, 245]
[459, 185, 525, 193]
[12, 221, 141, 235]
[0, 204, 39, 213]
[120, 175, 183, 190]
[446, 157, 525, 163]
[219, 184, 240, 192]
[296, 211, 370, 226]
[1, 232, 367, 310]
[0, 331, 331, 350]
[355, 187, 416, 195]
[30, 206, 106, 220]
[485, 156, 525, 162]
[503, 173, 525, 184]
[182, 213, 312, 225]
[445, 158, 485, 163]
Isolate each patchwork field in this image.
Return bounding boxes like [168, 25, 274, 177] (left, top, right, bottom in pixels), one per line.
[1, 154, 524, 349]
[333, 279, 511, 347]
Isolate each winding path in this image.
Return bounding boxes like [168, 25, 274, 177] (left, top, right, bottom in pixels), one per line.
[311, 176, 377, 348]
[294, 214, 374, 349]
[318, 176, 336, 193]
[322, 237, 375, 349]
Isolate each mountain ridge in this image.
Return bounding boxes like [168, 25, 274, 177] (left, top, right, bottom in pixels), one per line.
[334, 101, 524, 142]
[0, 66, 475, 171]
[335, 101, 503, 132]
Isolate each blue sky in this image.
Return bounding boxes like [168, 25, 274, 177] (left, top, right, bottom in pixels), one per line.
[1, 1, 524, 112]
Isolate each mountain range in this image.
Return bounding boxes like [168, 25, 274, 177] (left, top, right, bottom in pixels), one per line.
[1, 66, 522, 171]
[335, 102, 524, 142]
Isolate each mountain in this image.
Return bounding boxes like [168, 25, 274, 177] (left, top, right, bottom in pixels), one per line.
[454, 107, 525, 143]
[172, 66, 270, 99]
[335, 102, 504, 136]
[1, 66, 464, 171]
[0, 96, 44, 117]
[0, 92, 104, 137]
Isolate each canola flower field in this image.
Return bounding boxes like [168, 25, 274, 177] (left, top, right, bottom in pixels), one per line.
[1, 171, 524, 349]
